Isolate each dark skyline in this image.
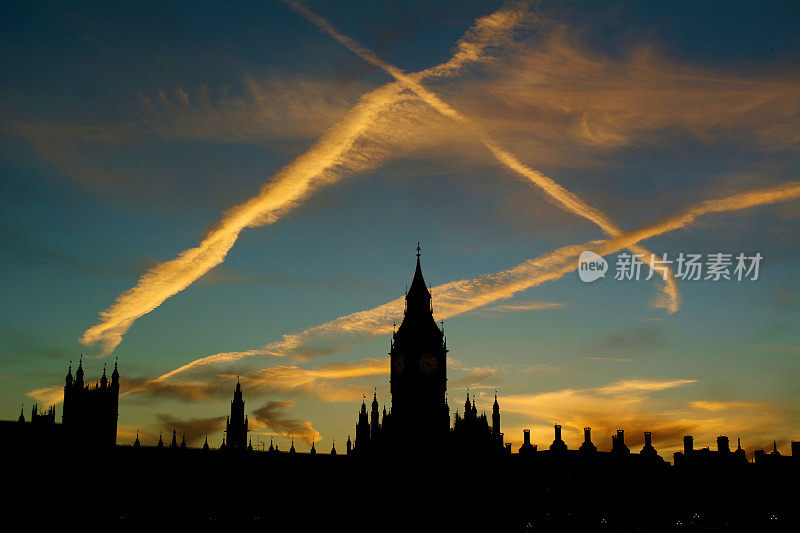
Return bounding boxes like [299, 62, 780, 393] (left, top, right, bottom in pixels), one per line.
[1, 0, 798, 458]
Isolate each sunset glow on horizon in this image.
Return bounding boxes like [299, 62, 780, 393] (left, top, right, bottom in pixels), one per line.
[2, 0, 798, 460]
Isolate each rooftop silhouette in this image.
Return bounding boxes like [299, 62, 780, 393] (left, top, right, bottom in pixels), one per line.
[0, 246, 797, 529]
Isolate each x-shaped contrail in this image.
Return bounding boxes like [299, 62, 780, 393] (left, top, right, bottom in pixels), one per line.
[136, 2, 800, 384]
[286, 0, 680, 309]
[80, 2, 676, 357]
[79, 2, 533, 355]
[69, 0, 798, 411]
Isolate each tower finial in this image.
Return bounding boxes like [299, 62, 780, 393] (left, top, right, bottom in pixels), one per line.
[416, 241, 421, 259]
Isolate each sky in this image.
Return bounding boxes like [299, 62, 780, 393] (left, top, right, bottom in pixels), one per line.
[1, 0, 798, 457]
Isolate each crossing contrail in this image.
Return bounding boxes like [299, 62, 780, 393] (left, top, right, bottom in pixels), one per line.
[286, 0, 681, 312]
[139, 180, 799, 386]
[78, 4, 530, 356]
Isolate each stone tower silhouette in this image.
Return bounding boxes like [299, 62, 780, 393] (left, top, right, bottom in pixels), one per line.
[226, 377, 248, 450]
[389, 244, 449, 450]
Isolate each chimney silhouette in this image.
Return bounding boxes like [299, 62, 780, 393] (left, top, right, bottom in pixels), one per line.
[683, 435, 693, 455]
[717, 436, 730, 455]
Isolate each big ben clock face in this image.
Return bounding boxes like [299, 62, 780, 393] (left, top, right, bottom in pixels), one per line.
[419, 353, 438, 375]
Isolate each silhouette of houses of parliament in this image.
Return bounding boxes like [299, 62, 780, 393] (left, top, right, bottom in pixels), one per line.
[1, 246, 798, 528]
[1, 357, 119, 450]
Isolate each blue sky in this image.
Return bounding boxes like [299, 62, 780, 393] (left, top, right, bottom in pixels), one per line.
[1, 0, 798, 455]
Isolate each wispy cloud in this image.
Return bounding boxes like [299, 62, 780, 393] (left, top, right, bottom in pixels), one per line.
[599, 325, 669, 351]
[242, 358, 388, 402]
[287, 0, 681, 313]
[596, 378, 696, 395]
[448, 359, 499, 390]
[499, 378, 798, 455]
[251, 400, 320, 445]
[26, 385, 63, 407]
[480, 300, 565, 313]
[12, 2, 796, 359]
[458, 31, 800, 156]
[144, 180, 800, 383]
[580, 356, 632, 363]
[74, 2, 530, 357]
[119, 358, 387, 406]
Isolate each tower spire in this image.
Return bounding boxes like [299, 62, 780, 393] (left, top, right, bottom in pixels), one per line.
[75, 355, 84, 387]
[405, 242, 432, 315]
[111, 356, 119, 383]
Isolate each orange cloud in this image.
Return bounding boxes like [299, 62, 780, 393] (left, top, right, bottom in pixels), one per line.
[144, 179, 799, 383]
[499, 380, 799, 457]
[289, 0, 681, 313]
[241, 358, 388, 402]
[250, 400, 321, 445]
[73, 3, 530, 357]
[26, 385, 63, 407]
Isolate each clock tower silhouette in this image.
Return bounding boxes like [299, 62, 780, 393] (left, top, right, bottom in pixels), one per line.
[389, 243, 449, 452]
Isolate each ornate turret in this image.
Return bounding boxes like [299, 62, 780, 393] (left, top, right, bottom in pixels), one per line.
[355, 394, 371, 454]
[226, 376, 248, 450]
[157, 431, 164, 448]
[203, 436, 209, 451]
[100, 363, 108, 389]
[492, 391, 501, 439]
[111, 357, 119, 385]
[370, 389, 380, 441]
[18, 404, 25, 423]
[170, 429, 177, 448]
[75, 357, 84, 388]
[65, 362, 73, 389]
[405, 242, 433, 315]
[310, 440, 316, 455]
[134, 431, 140, 448]
[290, 438, 296, 454]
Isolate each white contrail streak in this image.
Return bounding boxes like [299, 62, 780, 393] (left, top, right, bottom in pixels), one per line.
[286, 0, 681, 312]
[79, 4, 530, 355]
[138, 180, 799, 386]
